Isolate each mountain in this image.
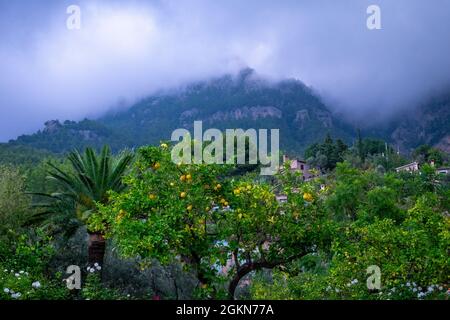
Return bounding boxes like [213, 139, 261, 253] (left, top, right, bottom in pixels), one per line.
[389, 95, 450, 153]
[360, 93, 450, 153]
[7, 69, 355, 156]
[4, 68, 449, 157]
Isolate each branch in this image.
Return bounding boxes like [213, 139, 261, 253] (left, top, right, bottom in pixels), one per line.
[227, 251, 307, 299]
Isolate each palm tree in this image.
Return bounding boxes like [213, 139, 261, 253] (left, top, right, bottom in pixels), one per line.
[36, 146, 133, 266]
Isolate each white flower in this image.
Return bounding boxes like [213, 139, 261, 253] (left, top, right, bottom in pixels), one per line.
[352, 279, 358, 284]
[412, 288, 417, 292]
[15, 273, 20, 277]
[86, 267, 90, 271]
[96, 266, 101, 271]
[406, 282, 411, 287]
[3, 269, 7, 272]
[439, 286, 443, 291]
[335, 288, 340, 293]
[32, 281, 41, 289]
[19, 271, 24, 274]
[94, 263, 99, 267]
[11, 292, 21, 299]
[3, 288, 10, 293]
[427, 286, 433, 292]
[89, 268, 95, 273]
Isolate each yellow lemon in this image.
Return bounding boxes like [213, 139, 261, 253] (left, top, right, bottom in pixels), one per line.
[148, 194, 156, 200]
[116, 209, 126, 222]
[186, 174, 192, 180]
[180, 175, 186, 182]
[187, 205, 193, 211]
[160, 143, 168, 148]
[153, 162, 161, 170]
[180, 192, 187, 198]
[303, 192, 314, 202]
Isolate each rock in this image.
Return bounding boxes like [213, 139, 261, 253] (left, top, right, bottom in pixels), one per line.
[207, 106, 282, 123]
[43, 120, 62, 133]
[294, 109, 310, 129]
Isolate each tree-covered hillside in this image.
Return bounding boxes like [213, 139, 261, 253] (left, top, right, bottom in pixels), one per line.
[6, 69, 355, 156]
[4, 69, 449, 157]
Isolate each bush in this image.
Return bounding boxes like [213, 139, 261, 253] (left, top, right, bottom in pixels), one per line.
[0, 165, 31, 239]
[0, 234, 69, 300]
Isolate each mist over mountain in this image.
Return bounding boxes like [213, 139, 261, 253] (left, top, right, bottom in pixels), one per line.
[1, 0, 450, 141]
[5, 69, 449, 156]
[6, 69, 351, 154]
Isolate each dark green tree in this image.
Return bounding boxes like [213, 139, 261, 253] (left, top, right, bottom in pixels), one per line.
[35, 146, 133, 265]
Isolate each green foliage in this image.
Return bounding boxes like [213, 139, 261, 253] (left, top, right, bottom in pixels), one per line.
[0, 234, 69, 300]
[33, 146, 133, 230]
[94, 144, 234, 296]
[0, 165, 31, 239]
[323, 193, 448, 300]
[0, 144, 55, 166]
[413, 144, 448, 166]
[251, 165, 449, 300]
[304, 134, 348, 171]
[358, 186, 404, 223]
[11, 119, 124, 154]
[0, 136, 448, 300]
[0, 268, 68, 300]
[96, 144, 336, 298]
[81, 273, 123, 300]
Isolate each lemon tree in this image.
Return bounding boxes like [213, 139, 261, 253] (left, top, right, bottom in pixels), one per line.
[92, 145, 334, 299]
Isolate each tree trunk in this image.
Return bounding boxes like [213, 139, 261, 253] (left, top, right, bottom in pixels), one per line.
[228, 264, 253, 300]
[88, 232, 106, 266]
[228, 257, 302, 299]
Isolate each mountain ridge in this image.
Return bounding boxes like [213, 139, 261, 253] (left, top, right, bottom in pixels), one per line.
[5, 69, 449, 156]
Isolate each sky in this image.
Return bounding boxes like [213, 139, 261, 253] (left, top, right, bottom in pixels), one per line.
[0, 0, 450, 141]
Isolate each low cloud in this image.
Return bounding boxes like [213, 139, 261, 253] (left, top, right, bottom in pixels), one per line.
[1, 0, 449, 141]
